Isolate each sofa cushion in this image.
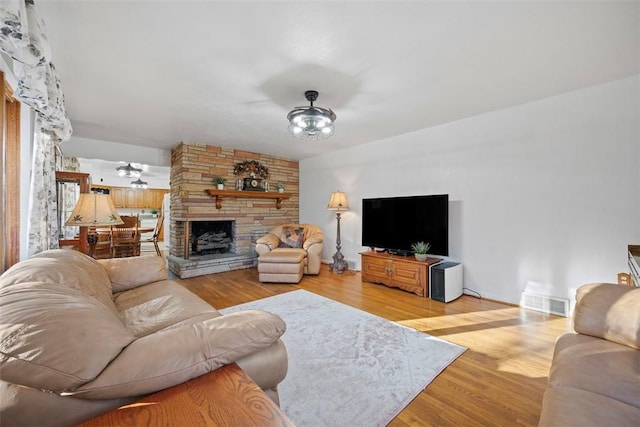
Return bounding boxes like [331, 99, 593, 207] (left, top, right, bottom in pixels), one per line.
[70, 310, 286, 399]
[539, 387, 640, 427]
[98, 255, 168, 293]
[0, 282, 134, 392]
[113, 280, 220, 338]
[549, 333, 640, 408]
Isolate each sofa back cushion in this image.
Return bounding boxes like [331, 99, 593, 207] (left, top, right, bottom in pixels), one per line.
[0, 249, 116, 315]
[0, 281, 134, 392]
[98, 255, 168, 293]
[574, 283, 640, 350]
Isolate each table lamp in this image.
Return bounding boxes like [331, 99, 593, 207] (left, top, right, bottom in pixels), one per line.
[65, 193, 124, 258]
[327, 191, 349, 274]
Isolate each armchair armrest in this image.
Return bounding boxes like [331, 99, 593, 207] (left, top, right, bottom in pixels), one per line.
[303, 236, 323, 275]
[71, 310, 286, 399]
[574, 283, 640, 349]
[303, 235, 323, 251]
[256, 233, 280, 257]
[256, 233, 280, 250]
[98, 256, 168, 293]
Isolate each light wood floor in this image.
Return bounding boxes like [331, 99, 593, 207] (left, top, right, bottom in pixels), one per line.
[175, 264, 571, 427]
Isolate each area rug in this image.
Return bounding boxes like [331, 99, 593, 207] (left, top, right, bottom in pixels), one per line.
[221, 290, 466, 427]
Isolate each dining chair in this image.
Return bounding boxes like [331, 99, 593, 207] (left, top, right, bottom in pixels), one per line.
[111, 215, 140, 258]
[142, 213, 164, 256]
[94, 231, 112, 259]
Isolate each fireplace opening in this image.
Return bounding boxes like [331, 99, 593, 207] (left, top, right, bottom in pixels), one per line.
[190, 221, 234, 256]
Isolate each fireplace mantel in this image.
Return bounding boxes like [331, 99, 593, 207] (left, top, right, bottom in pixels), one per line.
[205, 189, 291, 210]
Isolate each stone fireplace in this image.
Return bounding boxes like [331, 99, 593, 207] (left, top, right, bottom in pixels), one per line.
[167, 143, 299, 278]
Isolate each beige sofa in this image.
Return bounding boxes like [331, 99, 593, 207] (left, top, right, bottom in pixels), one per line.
[255, 223, 324, 275]
[0, 249, 288, 426]
[539, 283, 640, 426]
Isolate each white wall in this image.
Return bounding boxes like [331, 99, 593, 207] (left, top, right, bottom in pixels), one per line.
[300, 76, 640, 305]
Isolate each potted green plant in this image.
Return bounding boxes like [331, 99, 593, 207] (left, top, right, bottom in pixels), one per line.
[214, 176, 226, 190]
[275, 182, 285, 193]
[150, 208, 159, 218]
[411, 241, 431, 262]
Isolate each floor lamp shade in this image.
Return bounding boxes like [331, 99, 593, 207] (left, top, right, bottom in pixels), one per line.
[65, 194, 124, 258]
[327, 191, 349, 211]
[327, 191, 349, 274]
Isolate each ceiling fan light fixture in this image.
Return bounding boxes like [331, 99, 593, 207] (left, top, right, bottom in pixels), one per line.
[130, 177, 148, 189]
[287, 90, 336, 139]
[116, 162, 143, 178]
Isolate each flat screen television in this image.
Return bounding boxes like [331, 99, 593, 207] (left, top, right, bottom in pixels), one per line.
[362, 194, 449, 256]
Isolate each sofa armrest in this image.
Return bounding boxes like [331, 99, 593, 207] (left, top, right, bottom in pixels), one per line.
[98, 256, 168, 293]
[70, 310, 286, 399]
[574, 283, 640, 350]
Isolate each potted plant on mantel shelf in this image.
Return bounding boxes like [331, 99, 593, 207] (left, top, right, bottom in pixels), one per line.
[214, 176, 227, 190]
[411, 241, 431, 262]
[275, 182, 285, 193]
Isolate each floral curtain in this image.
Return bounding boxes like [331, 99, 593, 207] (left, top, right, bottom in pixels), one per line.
[26, 126, 58, 255]
[0, 0, 73, 256]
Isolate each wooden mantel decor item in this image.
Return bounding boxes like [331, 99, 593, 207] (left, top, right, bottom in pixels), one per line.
[206, 189, 290, 210]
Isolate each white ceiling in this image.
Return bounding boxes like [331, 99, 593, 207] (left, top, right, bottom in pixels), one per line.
[38, 1, 639, 162]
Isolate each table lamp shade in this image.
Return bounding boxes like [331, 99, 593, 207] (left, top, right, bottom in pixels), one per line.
[327, 191, 349, 211]
[65, 193, 124, 227]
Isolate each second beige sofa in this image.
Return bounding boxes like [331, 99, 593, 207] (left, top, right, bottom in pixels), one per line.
[539, 283, 640, 426]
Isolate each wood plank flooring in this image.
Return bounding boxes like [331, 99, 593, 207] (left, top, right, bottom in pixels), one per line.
[175, 264, 571, 427]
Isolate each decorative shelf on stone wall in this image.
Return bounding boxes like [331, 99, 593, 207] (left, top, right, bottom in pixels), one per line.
[205, 189, 291, 210]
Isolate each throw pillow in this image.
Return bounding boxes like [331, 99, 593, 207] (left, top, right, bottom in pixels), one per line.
[279, 226, 305, 248]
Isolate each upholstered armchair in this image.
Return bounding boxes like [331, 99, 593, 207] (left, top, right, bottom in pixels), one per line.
[255, 224, 323, 275]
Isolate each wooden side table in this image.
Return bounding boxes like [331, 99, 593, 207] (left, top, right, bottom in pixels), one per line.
[78, 364, 294, 426]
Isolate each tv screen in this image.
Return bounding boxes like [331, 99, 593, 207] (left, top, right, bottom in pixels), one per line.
[362, 194, 449, 256]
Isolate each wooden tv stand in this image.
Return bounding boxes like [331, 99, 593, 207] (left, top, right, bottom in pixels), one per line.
[360, 250, 442, 297]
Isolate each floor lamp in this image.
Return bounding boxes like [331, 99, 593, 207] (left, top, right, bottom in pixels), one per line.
[65, 193, 124, 258]
[327, 191, 349, 274]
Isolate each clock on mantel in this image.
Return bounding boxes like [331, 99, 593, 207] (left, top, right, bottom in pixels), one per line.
[243, 177, 263, 191]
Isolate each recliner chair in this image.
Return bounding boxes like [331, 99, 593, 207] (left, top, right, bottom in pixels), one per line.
[255, 223, 324, 275]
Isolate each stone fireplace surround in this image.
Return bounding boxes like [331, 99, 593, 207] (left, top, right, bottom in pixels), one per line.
[167, 143, 299, 278]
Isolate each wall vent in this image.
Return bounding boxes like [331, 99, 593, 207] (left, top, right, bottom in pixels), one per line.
[520, 292, 569, 317]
